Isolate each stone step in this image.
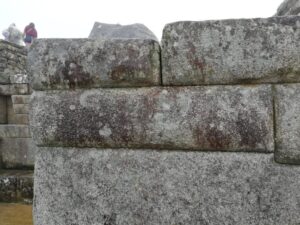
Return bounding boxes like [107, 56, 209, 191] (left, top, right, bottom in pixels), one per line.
[0, 170, 33, 203]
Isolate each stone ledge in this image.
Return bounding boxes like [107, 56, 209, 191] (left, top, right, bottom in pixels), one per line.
[34, 148, 300, 225]
[162, 16, 300, 85]
[30, 85, 274, 152]
[28, 39, 161, 90]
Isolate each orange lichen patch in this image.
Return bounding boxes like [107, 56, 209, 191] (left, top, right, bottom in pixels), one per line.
[0, 203, 33, 225]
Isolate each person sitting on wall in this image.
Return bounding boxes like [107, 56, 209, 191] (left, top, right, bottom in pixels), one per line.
[23, 22, 38, 47]
[2, 23, 24, 45]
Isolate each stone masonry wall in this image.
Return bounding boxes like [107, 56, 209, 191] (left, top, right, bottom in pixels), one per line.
[0, 40, 35, 169]
[29, 16, 300, 225]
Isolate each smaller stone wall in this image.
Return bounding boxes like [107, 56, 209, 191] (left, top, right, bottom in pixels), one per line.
[0, 40, 35, 169]
[0, 40, 27, 84]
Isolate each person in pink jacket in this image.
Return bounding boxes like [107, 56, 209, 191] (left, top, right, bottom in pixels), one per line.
[23, 23, 37, 47]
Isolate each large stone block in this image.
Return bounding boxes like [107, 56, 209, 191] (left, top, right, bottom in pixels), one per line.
[30, 85, 274, 152]
[0, 95, 7, 124]
[27, 39, 161, 90]
[162, 16, 300, 85]
[275, 84, 300, 164]
[89, 22, 158, 41]
[0, 125, 31, 138]
[34, 148, 300, 225]
[0, 138, 36, 168]
[275, 0, 300, 16]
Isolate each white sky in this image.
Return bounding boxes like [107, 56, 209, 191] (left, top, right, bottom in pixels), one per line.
[1, 0, 283, 41]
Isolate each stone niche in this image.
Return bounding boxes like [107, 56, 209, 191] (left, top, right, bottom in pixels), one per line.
[0, 40, 35, 169]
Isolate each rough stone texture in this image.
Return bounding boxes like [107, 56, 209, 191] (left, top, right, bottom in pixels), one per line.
[10, 74, 29, 84]
[0, 84, 29, 95]
[0, 40, 27, 84]
[34, 148, 300, 225]
[275, 84, 300, 164]
[161, 16, 300, 85]
[11, 95, 30, 104]
[0, 96, 7, 124]
[0, 125, 31, 138]
[275, 0, 300, 16]
[0, 138, 35, 168]
[27, 39, 161, 90]
[0, 170, 33, 203]
[30, 85, 274, 152]
[89, 22, 158, 41]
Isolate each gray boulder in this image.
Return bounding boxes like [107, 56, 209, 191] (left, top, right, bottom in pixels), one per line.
[275, 0, 300, 16]
[88, 22, 158, 41]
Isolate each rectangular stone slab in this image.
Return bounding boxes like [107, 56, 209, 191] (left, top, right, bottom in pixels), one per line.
[162, 16, 300, 85]
[27, 39, 161, 90]
[30, 85, 274, 152]
[34, 148, 300, 225]
[275, 83, 300, 164]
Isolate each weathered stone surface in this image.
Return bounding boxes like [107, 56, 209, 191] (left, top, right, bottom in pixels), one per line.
[0, 84, 29, 95]
[275, 84, 300, 164]
[34, 148, 300, 225]
[0, 170, 33, 203]
[11, 95, 30, 104]
[10, 74, 28, 84]
[13, 104, 29, 114]
[0, 138, 35, 168]
[275, 0, 300, 16]
[0, 96, 7, 124]
[27, 39, 161, 90]
[0, 125, 31, 138]
[30, 85, 274, 152]
[89, 22, 158, 41]
[162, 16, 300, 85]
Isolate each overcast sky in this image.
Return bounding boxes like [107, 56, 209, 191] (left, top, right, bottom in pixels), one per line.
[1, 0, 283, 41]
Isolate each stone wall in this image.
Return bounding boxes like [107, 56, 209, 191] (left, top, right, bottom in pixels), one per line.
[29, 16, 300, 225]
[0, 40, 35, 169]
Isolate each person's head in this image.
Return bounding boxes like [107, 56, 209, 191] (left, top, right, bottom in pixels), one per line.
[29, 23, 35, 28]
